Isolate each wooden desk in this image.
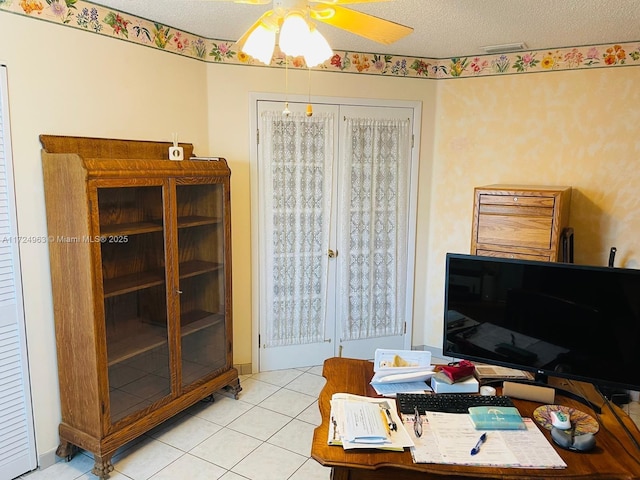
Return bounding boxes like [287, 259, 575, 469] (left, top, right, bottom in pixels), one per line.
[311, 357, 640, 479]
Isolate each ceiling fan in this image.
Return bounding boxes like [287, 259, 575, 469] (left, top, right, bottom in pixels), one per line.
[209, 0, 414, 65]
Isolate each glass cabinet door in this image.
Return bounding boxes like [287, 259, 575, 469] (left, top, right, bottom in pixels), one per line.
[175, 182, 228, 388]
[97, 185, 171, 424]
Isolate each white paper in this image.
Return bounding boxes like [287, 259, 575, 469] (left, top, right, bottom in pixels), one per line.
[406, 412, 566, 468]
[371, 369, 435, 384]
[374, 349, 432, 373]
[371, 381, 433, 397]
[343, 401, 388, 442]
[328, 393, 415, 451]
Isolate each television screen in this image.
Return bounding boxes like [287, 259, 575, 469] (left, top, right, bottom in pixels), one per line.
[443, 253, 640, 392]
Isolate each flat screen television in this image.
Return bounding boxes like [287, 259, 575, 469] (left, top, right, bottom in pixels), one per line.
[443, 253, 640, 393]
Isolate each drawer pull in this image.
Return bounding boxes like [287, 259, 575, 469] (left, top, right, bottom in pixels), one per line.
[513, 197, 518, 202]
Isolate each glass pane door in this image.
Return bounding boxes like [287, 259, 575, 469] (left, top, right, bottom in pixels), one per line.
[98, 185, 171, 424]
[176, 182, 228, 387]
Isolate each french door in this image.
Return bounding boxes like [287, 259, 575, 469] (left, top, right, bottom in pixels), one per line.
[252, 97, 420, 371]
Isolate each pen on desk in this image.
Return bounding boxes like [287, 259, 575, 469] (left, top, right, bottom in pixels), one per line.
[379, 409, 391, 435]
[331, 416, 338, 441]
[413, 406, 422, 438]
[470, 432, 487, 456]
[381, 405, 397, 431]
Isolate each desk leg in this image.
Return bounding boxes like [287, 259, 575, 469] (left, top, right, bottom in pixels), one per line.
[330, 467, 350, 480]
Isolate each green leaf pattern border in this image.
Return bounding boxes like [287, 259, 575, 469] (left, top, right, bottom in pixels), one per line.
[2, 0, 639, 78]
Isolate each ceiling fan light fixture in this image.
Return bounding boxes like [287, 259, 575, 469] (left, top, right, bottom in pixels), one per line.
[238, 3, 333, 67]
[279, 12, 310, 57]
[242, 22, 277, 64]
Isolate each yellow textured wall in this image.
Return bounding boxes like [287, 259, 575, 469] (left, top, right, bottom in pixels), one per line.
[0, 12, 210, 462]
[422, 67, 640, 348]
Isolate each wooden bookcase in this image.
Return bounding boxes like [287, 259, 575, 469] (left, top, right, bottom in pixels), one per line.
[470, 185, 572, 262]
[40, 135, 240, 478]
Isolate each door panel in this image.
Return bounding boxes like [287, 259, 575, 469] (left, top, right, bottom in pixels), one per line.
[335, 105, 414, 358]
[257, 101, 339, 370]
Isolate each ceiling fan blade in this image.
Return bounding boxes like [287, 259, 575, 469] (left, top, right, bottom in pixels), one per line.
[309, 0, 392, 4]
[236, 10, 275, 46]
[200, 0, 271, 4]
[312, 5, 413, 44]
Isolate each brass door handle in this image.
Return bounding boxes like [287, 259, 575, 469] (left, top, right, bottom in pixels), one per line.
[328, 249, 338, 258]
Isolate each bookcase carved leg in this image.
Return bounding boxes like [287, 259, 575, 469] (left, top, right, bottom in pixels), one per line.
[224, 378, 242, 399]
[91, 454, 114, 480]
[56, 440, 77, 462]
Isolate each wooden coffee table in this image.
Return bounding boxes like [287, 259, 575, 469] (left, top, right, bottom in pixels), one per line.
[311, 357, 640, 479]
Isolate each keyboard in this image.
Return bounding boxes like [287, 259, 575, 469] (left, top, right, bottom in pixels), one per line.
[396, 393, 516, 414]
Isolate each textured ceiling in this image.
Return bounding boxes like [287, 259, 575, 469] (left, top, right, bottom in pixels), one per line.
[91, 0, 640, 58]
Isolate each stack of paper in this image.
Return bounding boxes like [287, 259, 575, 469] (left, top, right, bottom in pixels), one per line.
[370, 349, 435, 397]
[328, 393, 414, 451]
[404, 411, 566, 468]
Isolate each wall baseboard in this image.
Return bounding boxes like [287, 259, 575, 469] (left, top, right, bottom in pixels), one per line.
[38, 447, 57, 470]
[234, 363, 252, 375]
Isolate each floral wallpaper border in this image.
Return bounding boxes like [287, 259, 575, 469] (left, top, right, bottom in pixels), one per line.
[2, 0, 640, 79]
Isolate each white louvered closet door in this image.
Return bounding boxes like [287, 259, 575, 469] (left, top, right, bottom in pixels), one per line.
[0, 65, 37, 480]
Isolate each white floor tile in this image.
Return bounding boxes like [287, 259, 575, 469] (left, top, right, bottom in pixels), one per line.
[189, 394, 254, 426]
[148, 453, 226, 480]
[258, 388, 317, 418]
[112, 437, 184, 480]
[21, 453, 94, 480]
[76, 469, 133, 480]
[250, 368, 303, 387]
[24, 365, 339, 480]
[306, 365, 324, 376]
[267, 418, 316, 456]
[219, 472, 250, 480]
[289, 458, 332, 480]
[189, 428, 261, 470]
[148, 413, 222, 451]
[227, 405, 292, 441]
[231, 443, 306, 480]
[284, 372, 326, 397]
[235, 378, 280, 405]
[296, 400, 321, 426]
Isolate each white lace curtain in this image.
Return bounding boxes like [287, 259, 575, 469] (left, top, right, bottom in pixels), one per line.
[261, 111, 411, 347]
[339, 117, 411, 341]
[261, 111, 334, 347]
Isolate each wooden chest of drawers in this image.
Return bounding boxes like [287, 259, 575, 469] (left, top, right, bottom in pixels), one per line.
[470, 185, 572, 262]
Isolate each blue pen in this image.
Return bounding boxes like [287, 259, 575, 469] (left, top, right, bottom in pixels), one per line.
[470, 432, 487, 455]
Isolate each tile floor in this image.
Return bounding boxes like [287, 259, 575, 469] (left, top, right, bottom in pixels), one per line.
[19, 366, 330, 480]
[17, 367, 640, 480]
